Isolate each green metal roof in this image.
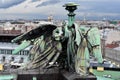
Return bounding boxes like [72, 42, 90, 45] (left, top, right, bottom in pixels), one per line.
[97, 76, 114, 80]
[93, 69, 120, 80]
[0, 74, 17, 80]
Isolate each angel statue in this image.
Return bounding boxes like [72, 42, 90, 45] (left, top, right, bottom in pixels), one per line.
[12, 3, 103, 75]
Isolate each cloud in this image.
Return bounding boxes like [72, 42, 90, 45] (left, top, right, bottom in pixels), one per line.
[79, 0, 120, 2]
[75, 11, 120, 20]
[36, 0, 61, 7]
[0, 0, 120, 20]
[31, 0, 42, 2]
[0, 0, 25, 8]
[87, 13, 120, 17]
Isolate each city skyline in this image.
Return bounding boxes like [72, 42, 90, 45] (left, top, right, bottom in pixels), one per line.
[0, 0, 120, 20]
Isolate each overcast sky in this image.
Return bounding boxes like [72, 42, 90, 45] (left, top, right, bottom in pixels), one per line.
[0, 0, 120, 20]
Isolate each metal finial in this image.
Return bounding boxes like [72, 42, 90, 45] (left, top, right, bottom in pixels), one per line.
[63, 2, 79, 27]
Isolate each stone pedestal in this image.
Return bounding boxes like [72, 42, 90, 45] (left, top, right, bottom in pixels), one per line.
[0, 68, 96, 80]
[60, 70, 97, 80]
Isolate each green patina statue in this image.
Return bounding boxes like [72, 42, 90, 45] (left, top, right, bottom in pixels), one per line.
[12, 2, 103, 75]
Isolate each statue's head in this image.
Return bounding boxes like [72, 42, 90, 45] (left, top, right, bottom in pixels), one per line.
[52, 27, 63, 41]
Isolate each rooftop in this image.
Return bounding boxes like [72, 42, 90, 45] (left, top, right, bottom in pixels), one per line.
[0, 42, 30, 50]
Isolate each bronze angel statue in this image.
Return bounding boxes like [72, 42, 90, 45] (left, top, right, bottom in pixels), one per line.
[12, 3, 103, 75]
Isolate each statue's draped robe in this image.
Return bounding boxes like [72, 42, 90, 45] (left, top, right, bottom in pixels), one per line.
[64, 23, 88, 74]
[64, 23, 103, 75]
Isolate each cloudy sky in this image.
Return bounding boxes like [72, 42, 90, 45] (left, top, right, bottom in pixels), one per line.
[0, 0, 120, 20]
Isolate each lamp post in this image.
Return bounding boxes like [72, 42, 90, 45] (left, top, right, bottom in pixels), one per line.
[63, 3, 79, 28]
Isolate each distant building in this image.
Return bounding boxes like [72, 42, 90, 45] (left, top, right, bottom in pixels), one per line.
[0, 42, 30, 64]
[106, 30, 120, 44]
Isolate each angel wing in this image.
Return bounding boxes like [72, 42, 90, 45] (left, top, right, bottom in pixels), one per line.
[87, 27, 103, 63]
[12, 24, 62, 69]
[12, 24, 57, 43]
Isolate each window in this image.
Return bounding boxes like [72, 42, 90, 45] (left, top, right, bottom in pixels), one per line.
[19, 51, 21, 55]
[4, 50, 6, 54]
[25, 51, 27, 55]
[7, 50, 12, 54]
[1, 50, 5, 54]
[24, 51, 29, 55]
[0, 50, 1, 54]
[21, 51, 23, 55]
